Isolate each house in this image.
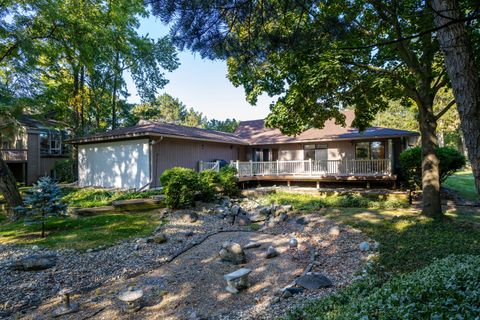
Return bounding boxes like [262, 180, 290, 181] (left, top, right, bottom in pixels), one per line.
[1, 116, 70, 184]
[69, 110, 419, 190]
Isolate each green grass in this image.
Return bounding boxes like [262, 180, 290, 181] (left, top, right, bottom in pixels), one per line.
[443, 169, 479, 201]
[0, 212, 164, 250]
[60, 187, 163, 208]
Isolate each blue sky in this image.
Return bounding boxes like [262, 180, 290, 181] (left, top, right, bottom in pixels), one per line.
[125, 16, 272, 121]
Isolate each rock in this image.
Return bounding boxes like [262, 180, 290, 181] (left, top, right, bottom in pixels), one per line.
[296, 273, 333, 290]
[279, 212, 288, 222]
[266, 217, 277, 228]
[185, 231, 194, 237]
[178, 210, 199, 223]
[281, 205, 293, 212]
[243, 242, 261, 249]
[133, 244, 140, 251]
[230, 205, 241, 216]
[282, 287, 303, 298]
[31, 245, 40, 251]
[72, 206, 115, 217]
[86, 248, 93, 253]
[224, 268, 252, 293]
[372, 241, 380, 250]
[296, 217, 308, 225]
[265, 246, 279, 259]
[9, 254, 57, 271]
[256, 206, 272, 216]
[219, 242, 246, 264]
[289, 237, 298, 248]
[235, 213, 251, 226]
[112, 198, 162, 211]
[328, 226, 340, 236]
[359, 241, 370, 251]
[249, 212, 268, 222]
[152, 234, 168, 244]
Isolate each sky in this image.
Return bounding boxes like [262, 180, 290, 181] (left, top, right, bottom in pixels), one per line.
[124, 16, 273, 121]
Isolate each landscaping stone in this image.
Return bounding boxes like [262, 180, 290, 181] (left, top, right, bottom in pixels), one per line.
[224, 268, 252, 294]
[178, 210, 199, 223]
[118, 288, 144, 312]
[279, 212, 288, 222]
[243, 242, 261, 249]
[256, 206, 272, 216]
[235, 213, 251, 226]
[185, 231, 194, 237]
[295, 217, 308, 225]
[249, 212, 268, 222]
[73, 206, 115, 217]
[9, 254, 57, 271]
[219, 242, 246, 264]
[359, 241, 370, 251]
[52, 288, 79, 317]
[296, 273, 333, 290]
[230, 205, 241, 216]
[328, 226, 340, 236]
[151, 234, 168, 244]
[265, 246, 279, 259]
[282, 287, 303, 298]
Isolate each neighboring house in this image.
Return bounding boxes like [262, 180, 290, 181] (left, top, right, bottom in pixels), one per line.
[1, 116, 70, 184]
[69, 110, 419, 189]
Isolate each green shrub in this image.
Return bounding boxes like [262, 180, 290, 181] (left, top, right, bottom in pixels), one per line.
[198, 169, 220, 201]
[160, 167, 199, 208]
[218, 166, 239, 197]
[53, 159, 75, 183]
[399, 146, 466, 190]
[286, 255, 480, 320]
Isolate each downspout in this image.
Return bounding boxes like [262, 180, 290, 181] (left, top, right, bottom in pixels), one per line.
[138, 136, 163, 191]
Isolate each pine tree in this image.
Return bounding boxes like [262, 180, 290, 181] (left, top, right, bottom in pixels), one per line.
[15, 177, 67, 238]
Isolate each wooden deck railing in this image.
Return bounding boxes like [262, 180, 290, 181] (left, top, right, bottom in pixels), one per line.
[228, 159, 391, 177]
[199, 160, 221, 172]
[0, 149, 27, 162]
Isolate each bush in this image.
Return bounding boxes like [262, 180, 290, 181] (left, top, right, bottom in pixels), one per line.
[53, 159, 75, 183]
[286, 255, 480, 320]
[198, 169, 220, 201]
[218, 166, 239, 197]
[399, 146, 466, 190]
[160, 167, 199, 208]
[14, 176, 67, 237]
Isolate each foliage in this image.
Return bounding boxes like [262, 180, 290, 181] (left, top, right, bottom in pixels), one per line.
[262, 192, 408, 210]
[0, 212, 165, 250]
[400, 147, 466, 189]
[218, 166, 239, 197]
[60, 187, 163, 208]
[286, 255, 480, 320]
[14, 177, 67, 237]
[198, 169, 220, 202]
[204, 118, 239, 133]
[444, 170, 479, 202]
[160, 167, 200, 208]
[52, 159, 75, 183]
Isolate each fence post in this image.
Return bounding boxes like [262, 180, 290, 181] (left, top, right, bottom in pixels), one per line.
[216, 160, 220, 172]
[199, 160, 203, 172]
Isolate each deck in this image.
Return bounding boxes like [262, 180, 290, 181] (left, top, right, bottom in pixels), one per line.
[200, 159, 395, 182]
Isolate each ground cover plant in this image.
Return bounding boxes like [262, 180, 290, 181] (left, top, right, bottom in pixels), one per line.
[0, 212, 164, 250]
[60, 188, 163, 208]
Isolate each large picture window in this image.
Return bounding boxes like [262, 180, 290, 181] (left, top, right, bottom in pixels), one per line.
[304, 144, 328, 161]
[355, 141, 385, 159]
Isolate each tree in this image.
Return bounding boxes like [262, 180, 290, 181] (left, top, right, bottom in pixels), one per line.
[14, 176, 67, 237]
[204, 118, 239, 133]
[150, 0, 457, 218]
[183, 107, 206, 127]
[431, 0, 480, 197]
[131, 93, 187, 124]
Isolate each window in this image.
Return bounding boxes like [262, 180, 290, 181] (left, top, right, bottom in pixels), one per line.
[304, 144, 328, 161]
[1, 140, 10, 149]
[355, 141, 385, 159]
[15, 140, 23, 150]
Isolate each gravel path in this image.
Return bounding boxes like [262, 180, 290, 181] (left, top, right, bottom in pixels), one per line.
[1, 200, 371, 320]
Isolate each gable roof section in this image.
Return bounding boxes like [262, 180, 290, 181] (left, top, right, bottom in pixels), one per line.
[235, 110, 419, 145]
[68, 120, 248, 145]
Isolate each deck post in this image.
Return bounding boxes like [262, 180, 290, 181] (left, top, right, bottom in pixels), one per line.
[287, 180, 291, 187]
[249, 160, 253, 176]
[276, 160, 279, 175]
[236, 160, 240, 173]
[216, 160, 221, 172]
[199, 160, 203, 172]
[316, 181, 320, 189]
[309, 159, 312, 175]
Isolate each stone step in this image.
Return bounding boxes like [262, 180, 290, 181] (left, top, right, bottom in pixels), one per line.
[72, 206, 115, 216]
[112, 198, 164, 211]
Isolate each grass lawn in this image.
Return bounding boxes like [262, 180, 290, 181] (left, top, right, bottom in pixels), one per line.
[0, 211, 164, 250]
[443, 169, 479, 202]
[262, 193, 480, 319]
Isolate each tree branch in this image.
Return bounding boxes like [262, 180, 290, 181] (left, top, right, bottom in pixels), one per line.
[435, 99, 455, 120]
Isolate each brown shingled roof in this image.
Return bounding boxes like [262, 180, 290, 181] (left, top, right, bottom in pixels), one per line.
[69, 120, 248, 145]
[235, 110, 419, 145]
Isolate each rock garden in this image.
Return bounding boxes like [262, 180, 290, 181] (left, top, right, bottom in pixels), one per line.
[0, 197, 372, 320]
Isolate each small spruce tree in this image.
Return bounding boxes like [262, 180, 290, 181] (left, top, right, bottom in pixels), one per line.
[15, 176, 67, 237]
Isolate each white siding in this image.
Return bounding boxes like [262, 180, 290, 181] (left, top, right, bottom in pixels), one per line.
[78, 139, 150, 189]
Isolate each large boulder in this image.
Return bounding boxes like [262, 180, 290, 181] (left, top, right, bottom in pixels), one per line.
[296, 273, 333, 290]
[235, 213, 251, 226]
[9, 254, 57, 271]
[178, 210, 199, 223]
[219, 242, 246, 264]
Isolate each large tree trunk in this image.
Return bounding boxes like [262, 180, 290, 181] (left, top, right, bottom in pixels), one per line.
[418, 100, 443, 218]
[432, 0, 480, 196]
[0, 155, 23, 218]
